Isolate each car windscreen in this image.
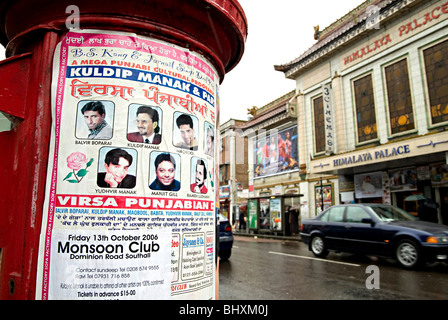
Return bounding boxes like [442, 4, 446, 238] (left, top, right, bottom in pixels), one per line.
[370, 205, 418, 222]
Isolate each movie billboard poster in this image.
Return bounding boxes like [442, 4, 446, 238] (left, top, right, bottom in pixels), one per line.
[389, 167, 418, 192]
[36, 30, 218, 300]
[259, 198, 270, 230]
[270, 198, 282, 231]
[430, 163, 448, 187]
[253, 125, 299, 178]
[247, 199, 258, 230]
[315, 183, 333, 215]
[354, 172, 383, 199]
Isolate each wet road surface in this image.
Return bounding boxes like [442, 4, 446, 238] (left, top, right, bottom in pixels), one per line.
[218, 236, 448, 300]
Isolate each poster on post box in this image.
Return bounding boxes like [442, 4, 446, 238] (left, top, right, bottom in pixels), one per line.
[36, 29, 218, 300]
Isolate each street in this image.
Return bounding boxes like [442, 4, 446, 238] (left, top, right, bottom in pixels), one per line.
[218, 236, 448, 300]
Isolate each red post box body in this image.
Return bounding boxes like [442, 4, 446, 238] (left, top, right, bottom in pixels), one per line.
[0, 0, 246, 300]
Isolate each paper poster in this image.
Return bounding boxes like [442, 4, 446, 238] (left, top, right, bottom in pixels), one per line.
[354, 172, 383, 199]
[36, 29, 218, 300]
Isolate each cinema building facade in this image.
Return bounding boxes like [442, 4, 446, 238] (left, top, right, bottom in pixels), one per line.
[274, 0, 448, 224]
[240, 91, 304, 236]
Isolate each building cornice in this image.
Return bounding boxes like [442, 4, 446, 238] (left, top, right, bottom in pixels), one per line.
[237, 90, 295, 133]
[274, 0, 427, 79]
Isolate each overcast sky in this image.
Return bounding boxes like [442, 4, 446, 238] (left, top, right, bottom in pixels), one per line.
[219, 0, 363, 124]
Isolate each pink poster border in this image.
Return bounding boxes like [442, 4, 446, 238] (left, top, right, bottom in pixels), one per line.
[41, 38, 69, 300]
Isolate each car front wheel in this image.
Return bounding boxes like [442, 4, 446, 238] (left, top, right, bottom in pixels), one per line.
[310, 235, 329, 258]
[395, 239, 422, 269]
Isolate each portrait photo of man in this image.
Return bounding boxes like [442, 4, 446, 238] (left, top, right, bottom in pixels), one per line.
[97, 148, 136, 188]
[173, 112, 198, 150]
[204, 122, 215, 157]
[76, 100, 114, 140]
[127, 104, 162, 144]
[190, 158, 208, 194]
[149, 152, 181, 191]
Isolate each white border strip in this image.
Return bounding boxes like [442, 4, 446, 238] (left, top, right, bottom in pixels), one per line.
[269, 251, 361, 267]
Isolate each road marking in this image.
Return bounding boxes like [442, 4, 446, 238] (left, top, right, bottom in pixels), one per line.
[268, 251, 361, 267]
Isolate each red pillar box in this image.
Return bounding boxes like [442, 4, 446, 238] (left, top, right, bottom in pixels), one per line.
[0, 0, 247, 300]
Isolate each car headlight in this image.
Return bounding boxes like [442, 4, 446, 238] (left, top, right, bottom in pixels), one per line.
[426, 236, 448, 244]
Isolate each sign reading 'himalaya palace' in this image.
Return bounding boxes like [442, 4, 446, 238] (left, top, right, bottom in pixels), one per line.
[333, 145, 410, 167]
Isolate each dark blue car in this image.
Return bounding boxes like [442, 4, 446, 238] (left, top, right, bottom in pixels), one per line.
[300, 204, 448, 269]
[218, 213, 233, 261]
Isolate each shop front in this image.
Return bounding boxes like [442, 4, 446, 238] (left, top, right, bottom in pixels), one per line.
[247, 192, 303, 237]
[219, 185, 231, 220]
[311, 132, 448, 224]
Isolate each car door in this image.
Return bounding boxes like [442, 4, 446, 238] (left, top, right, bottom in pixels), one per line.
[343, 206, 385, 254]
[320, 206, 348, 250]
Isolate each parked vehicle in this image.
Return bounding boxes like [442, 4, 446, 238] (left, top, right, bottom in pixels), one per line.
[300, 204, 448, 269]
[218, 213, 233, 261]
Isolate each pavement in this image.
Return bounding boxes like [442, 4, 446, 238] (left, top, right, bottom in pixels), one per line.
[232, 228, 301, 242]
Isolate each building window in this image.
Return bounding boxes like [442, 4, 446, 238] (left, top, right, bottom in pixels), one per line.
[423, 39, 448, 126]
[313, 96, 325, 153]
[353, 74, 377, 143]
[384, 58, 415, 134]
[219, 163, 229, 183]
